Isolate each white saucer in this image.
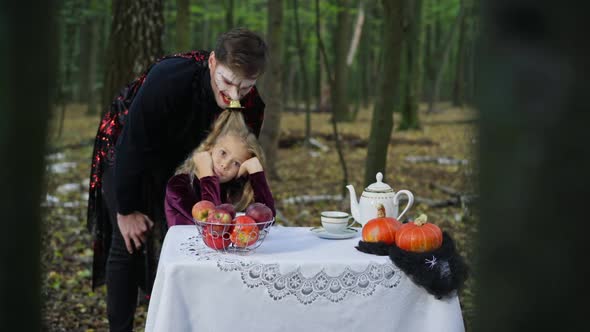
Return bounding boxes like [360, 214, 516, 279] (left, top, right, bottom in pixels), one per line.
[310, 227, 358, 240]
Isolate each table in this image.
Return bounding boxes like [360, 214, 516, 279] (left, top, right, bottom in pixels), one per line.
[145, 226, 465, 332]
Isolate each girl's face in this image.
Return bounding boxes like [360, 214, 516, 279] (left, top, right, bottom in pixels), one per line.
[210, 135, 250, 183]
[209, 52, 257, 108]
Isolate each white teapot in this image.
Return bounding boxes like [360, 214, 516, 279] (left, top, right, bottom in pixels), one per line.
[346, 172, 414, 226]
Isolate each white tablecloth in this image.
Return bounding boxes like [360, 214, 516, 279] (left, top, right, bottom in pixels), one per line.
[145, 226, 465, 332]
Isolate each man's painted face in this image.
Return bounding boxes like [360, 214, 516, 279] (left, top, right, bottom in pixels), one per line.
[210, 134, 251, 183]
[209, 53, 257, 108]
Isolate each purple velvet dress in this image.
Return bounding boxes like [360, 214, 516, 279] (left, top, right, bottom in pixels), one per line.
[164, 171, 275, 227]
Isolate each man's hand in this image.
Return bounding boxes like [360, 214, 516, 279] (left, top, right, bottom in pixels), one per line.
[237, 157, 263, 178]
[117, 212, 155, 254]
[193, 151, 214, 178]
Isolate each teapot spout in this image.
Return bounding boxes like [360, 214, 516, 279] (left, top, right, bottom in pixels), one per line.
[346, 185, 361, 224]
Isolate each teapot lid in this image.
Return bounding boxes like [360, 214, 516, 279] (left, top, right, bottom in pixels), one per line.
[365, 172, 394, 193]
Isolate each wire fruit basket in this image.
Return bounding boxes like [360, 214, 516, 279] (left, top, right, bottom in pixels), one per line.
[194, 217, 274, 254]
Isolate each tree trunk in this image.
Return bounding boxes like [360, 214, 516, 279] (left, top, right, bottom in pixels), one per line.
[317, 0, 349, 197]
[423, 21, 432, 100]
[292, 0, 312, 147]
[87, 18, 100, 115]
[96, 7, 109, 109]
[475, 1, 590, 331]
[427, 1, 464, 113]
[346, 1, 365, 66]
[332, 0, 352, 121]
[226, 0, 234, 30]
[58, 1, 78, 137]
[79, 11, 91, 104]
[364, 0, 405, 186]
[176, 0, 191, 51]
[79, 2, 100, 115]
[359, 14, 370, 108]
[467, 0, 478, 104]
[451, 3, 467, 107]
[202, 4, 211, 49]
[434, 0, 442, 50]
[259, 0, 283, 180]
[102, 0, 164, 113]
[0, 2, 56, 330]
[399, 0, 424, 131]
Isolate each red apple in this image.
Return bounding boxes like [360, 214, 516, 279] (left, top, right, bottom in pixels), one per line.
[230, 215, 260, 248]
[217, 203, 236, 219]
[202, 227, 231, 250]
[245, 202, 274, 229]
[192, 200, 215, 222]
[206, 208, 233, 233]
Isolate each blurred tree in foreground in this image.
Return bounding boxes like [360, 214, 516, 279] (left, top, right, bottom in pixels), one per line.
[475, 1, 590, 330]
[0, 1, 57, 330]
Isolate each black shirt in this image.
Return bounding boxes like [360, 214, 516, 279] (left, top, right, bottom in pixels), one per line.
[112, 55, 265, 215]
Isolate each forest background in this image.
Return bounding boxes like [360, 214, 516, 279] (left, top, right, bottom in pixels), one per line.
[42, 1, 478, 330]
[9, 0, 588, 332]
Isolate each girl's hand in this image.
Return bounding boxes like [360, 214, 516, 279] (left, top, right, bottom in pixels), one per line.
[237, 157, 263, 178]
[193, 151, 214, 178]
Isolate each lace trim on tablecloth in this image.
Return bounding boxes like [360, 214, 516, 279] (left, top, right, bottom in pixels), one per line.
[179, 235, 403, 305]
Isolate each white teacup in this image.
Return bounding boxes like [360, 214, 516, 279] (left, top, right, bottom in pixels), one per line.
[321, 211, 355, 234]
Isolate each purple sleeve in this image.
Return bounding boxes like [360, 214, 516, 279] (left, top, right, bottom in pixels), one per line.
[249, 171, 276, 216]
[198, 176, 222, 206]
[164, 174, 197, 227]
[165, 175, 224, 227]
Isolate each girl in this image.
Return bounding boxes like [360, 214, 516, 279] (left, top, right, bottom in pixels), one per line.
[165, 110, 275, 227]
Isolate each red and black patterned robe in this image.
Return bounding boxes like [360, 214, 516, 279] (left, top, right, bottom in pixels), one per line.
[87, 50, 265, 291]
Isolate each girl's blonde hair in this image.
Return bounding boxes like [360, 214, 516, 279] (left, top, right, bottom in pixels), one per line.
[175, 110, 266, 211]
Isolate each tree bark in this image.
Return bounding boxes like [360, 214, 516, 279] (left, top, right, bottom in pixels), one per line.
[332, 0, 352, 121]
[476, 1, 590, 331]
[226, 0, 234, 30]
[427, 1, 464, 113]
[315, 0, 322, 116]
[58, 1, 78, 137]
[292, 0, 312, 147]
[79, 1, 100, 115]
[316, 0, 349, 197]
[259, 0, 283, 180]
[364, 0, 405, 187]
[359, 10, 370, 108]
[423, 20, 432, 100]
[452, 2, 467, 107]
[176, 0, 191, 51]
[346, 1, 365, 66]
[87, 18, 100, 115]
[102, 0, 164, 113]
[399, 0, 424, 131]
[0, 1, 56, 330]
[79, 9, 91, 104]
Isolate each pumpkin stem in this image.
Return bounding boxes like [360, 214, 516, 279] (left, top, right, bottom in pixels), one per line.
[376, 203, 386, 218]
[414, 214, 428, 226]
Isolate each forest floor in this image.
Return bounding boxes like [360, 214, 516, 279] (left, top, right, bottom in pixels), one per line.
[42, 102, 478, 331]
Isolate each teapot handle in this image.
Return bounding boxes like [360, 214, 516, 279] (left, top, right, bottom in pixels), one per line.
[394, 190, 414, 220]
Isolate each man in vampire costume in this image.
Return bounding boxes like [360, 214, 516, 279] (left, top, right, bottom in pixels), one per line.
[87, 28, 268, 331]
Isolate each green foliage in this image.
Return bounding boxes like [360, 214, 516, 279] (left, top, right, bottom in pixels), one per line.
[55, 0, 476, 117]
[423, 0, 461, 24]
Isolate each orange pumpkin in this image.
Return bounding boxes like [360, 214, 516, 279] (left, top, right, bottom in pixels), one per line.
[395, 214, 442, 252]
[362, 204, 402, 245]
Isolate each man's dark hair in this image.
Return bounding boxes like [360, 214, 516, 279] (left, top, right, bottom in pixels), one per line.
[214, 27, 268, 78]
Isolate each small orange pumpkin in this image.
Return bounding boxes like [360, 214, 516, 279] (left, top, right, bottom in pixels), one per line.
[362, 204, 402, 245]
[395, 214, 442, 252]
